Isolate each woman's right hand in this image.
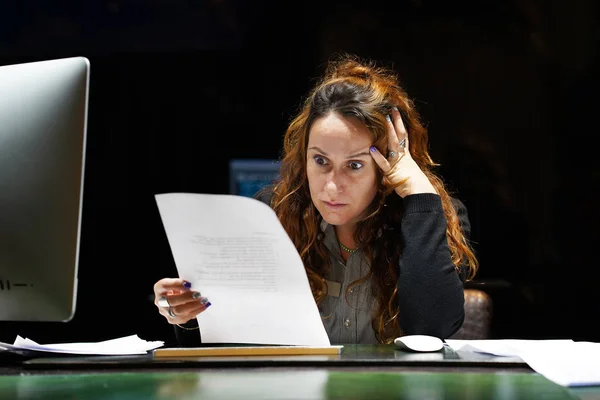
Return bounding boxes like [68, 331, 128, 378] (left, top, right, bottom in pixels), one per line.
[153, 278, 211, 325]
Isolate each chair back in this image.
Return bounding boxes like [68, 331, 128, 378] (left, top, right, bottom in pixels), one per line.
[450, 289, 493, 339]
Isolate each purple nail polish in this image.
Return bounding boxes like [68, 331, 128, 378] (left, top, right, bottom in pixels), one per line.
[183, 281, 192, 289]
[370, 146, 376, 152]
[205, 302, 212, 308]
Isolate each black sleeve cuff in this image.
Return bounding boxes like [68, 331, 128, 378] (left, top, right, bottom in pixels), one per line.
[402, 193, 444, 214]
[173, 319, 202, 347]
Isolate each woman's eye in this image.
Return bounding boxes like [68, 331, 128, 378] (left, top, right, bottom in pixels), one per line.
[349, 162, 363, 170]
[314, 156, 327, 165]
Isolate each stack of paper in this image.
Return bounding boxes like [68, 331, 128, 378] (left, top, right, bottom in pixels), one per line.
[0, 334, 164, 355]
[445, 339, 575, 357]
[446, 339, 600, 387]
[518, 341, 600, 387]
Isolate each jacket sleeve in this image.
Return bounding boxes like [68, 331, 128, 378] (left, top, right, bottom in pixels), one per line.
[397, 193, 469, 338]
[173, 319, 202, 347]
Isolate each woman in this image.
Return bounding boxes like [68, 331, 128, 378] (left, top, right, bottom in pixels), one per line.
[153, 53, 478, 345]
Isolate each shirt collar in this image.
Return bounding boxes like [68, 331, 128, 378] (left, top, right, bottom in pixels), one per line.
[319, 219, 342, 258]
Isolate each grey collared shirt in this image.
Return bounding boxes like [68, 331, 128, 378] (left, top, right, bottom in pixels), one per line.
[318, 221, 379, 344]
[245, 188, 467, 345]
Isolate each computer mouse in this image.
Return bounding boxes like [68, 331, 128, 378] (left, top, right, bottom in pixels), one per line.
[393, 335, 444, 352]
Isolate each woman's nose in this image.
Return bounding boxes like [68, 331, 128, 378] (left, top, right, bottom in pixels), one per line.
[324, 170, 342, 193]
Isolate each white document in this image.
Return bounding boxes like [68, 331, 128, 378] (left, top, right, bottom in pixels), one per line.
[446, 339, 600, 387]
[0, 334, 164, 355]
[519, 341, 600, 387]
[155, 192, 331, 346]
[445, 339, 575, 357]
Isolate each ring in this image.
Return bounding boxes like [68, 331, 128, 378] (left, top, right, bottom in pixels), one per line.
[168, 306, 177, 318]
[157, 296, 170, 308]
[399, 138, 406, 148]
[388, 151, 397, 159]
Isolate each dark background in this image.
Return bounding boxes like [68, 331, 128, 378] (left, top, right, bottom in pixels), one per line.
[1, 0, 598, 345]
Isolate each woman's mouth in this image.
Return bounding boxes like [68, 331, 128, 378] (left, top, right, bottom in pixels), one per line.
[323, 201, 346, 210]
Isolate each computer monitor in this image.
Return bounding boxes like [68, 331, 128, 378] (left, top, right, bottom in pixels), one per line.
[228, 159, 281, 198]
[0, 56, 90, 322]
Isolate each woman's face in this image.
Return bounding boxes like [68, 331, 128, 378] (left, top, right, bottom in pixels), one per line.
[306, 112, 379, 229]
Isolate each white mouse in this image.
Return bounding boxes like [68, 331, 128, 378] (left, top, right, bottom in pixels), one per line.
[393, 335, 444, 352]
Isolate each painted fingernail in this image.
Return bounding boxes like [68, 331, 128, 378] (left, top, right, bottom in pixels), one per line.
[192, 292, 202, 299]
[205, 302, 212, 308]
[183, 281, 192, 289]
[199, 297, 210, 305]
[386, 114, 391, 122]
[370, 146, 376, 153]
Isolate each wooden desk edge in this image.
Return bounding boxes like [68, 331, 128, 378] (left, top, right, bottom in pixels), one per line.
[153, 346, 343, 358]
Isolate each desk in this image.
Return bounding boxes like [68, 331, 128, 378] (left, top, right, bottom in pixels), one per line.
[1, 345, 598, 400]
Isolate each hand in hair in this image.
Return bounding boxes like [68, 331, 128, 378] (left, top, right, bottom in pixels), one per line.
[369, 107, 438, 198]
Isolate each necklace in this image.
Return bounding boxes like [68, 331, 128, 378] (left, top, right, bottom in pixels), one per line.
[339, 241, 357, 254]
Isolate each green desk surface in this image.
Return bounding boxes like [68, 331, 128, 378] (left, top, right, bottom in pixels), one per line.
[0, 370, 593, 400]
[0, 345, 598, 399]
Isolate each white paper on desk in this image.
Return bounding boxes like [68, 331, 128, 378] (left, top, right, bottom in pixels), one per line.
[0, 334, 164, 355]
[155, 192, 331, 346]
[519, 342, 600, 387]
[445, 339, 575, 357]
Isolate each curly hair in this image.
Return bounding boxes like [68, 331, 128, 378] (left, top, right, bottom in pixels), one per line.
[269, 53, 478, 344]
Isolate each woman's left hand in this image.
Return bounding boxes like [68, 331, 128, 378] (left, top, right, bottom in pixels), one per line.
[370, 107, 438, 198]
